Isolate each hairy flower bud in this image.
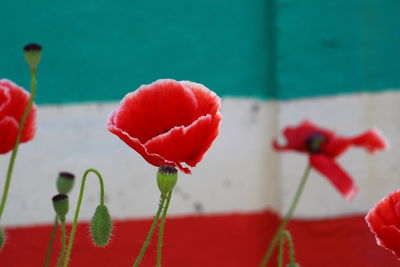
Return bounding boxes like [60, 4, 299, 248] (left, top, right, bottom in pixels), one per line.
[23, 43, 42, 71]
[287, 263, 300, 267]
[90, 204, 112, 247]
[56, 172, 75, 194]
[52, 194, 69, 219]
[157, 165, 178, 198]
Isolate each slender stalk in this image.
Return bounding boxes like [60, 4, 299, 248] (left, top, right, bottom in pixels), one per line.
[56, 218, 66, 267]
[133, 197, 166, 267]
[0, 71, 37, 220]
[156, 191, 172, 267]
[63, 169, 105, 267]
[277, 231, 285, 267]
[44, 215, 59, 267]
[260, 165, 312, 267]
[277, 230, 296, 267]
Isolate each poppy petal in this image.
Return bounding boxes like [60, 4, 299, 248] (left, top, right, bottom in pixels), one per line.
[324, 129, 389, 158]
[309, 155, 358, 200]
[107, 111, 176, 168]
[0, 116, 19, 154]
[366, 190, 400, 260]
[144, 113, 221, 173]
[112, 79, 199, 143]
[180, 81, 221, 118]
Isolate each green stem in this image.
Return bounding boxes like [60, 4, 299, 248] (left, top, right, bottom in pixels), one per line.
[260, 164, 311, 267]
[156, 191, 172, 267]
[56, 218, 66, 267]
[0, 71, 37, 220]
[277, 231, 285, 267]
[133, 197, 167, 267]
[44, 215, 59, 267]
[63, 168, 105, 267]
[277, 230, 296, 267]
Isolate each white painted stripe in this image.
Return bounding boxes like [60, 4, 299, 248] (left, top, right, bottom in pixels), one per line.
[0, 90, 399, 225]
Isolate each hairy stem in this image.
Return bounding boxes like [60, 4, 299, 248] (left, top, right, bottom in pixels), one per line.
[156, 191, 172, 267]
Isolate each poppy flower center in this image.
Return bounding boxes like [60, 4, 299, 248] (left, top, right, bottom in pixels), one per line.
[305, 133, 327, 153]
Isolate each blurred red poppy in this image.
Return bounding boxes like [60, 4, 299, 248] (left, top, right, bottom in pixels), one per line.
[0, 79, 37, 154]
[273, 120, 388, 199]
[366, 190, 400, 260]
[107, 79, 222, 174]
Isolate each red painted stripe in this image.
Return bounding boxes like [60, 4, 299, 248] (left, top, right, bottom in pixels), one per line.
[0, 211, 397, 266]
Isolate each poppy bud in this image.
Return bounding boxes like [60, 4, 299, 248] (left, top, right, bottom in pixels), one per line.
[56, 172, 75, 194]
[287, 263, 300, 267]
[52, 194, 69, 220]
[157, 165, 178, 198]
[0, 226, 5, 249]
[23, 43, 42, 71]
[90, 204, 112, 247]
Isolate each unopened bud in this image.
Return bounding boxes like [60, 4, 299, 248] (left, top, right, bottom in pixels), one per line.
[90, 204, 112, 247]
[56, 172, 75, 194]
[157, 165, 178, 198]
[52, 194, 69, 220]
[287, 263, 300, 267]
[23, 43, 42, 71]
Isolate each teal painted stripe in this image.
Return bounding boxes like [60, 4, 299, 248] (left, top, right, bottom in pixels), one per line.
[276, 0, 400, 99]
[0, 0, 399, 104]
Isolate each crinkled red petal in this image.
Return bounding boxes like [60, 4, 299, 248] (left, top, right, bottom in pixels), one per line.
[366, 190, 400, 236]
[309, 155, 358, 200]
[0, 116, 19, 154]
[277, 120, 335, 152]
[366, 191, 400, 260]
[324, 129, 388, 158]
[144, 113, 221, 173]
[0, 79, 37, 146]
[180, 81, 221, 118]
[113, 79, 198, 143]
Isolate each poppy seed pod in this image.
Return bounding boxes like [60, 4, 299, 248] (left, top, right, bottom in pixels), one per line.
[56, 172, 75, 194]
[0, 226, 5, 249]
[157, 165, 178, 198]
[90, 204, 112, 247]
[52, 194, 69, 220]
[23, 43, 42, 71]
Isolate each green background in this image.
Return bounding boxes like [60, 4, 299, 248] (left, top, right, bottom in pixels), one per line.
[0, 0, 399, 104]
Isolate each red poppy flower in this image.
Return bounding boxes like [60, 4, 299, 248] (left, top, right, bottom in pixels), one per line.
[106, 79, 222, 174]
[0, 79, 37, 154]
[273, 120, 388, 200]
[366, 190, 400, 260]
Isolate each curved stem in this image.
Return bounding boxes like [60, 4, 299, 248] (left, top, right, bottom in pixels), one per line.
[156, 191, 172, 267]
[277, 231, 285, 267]
[63, 168, 105, 267]
[0, 71, 37, 220]
[56, 218, 66, 267]
[44, 215, 59, 267]
[277, 230, 296, 267]
[260, 164, 311, 267]
[133, 197, 166, 267]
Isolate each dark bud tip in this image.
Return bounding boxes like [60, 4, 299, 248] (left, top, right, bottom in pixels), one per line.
[23, 43, 42, 70]
[157, 165, 178, 197]
[305, 133, 327, 154]
[52, 194, 69, 218]
[57, 172, 75, 194]
[52, 194, 68, 202]
[23, 43, 42, 52]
